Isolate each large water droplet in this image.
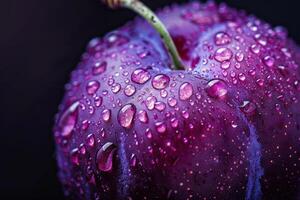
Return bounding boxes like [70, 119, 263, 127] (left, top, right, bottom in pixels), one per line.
[96, 142, 117, 172]
[206, 79, 228, 99]
[118, 104, 136, 129]
[179, 82, 193, 100]
[86, 80, 100, 95]
[59, 101, 79, 138]
[214, 47, 233, 62]
[214, 32, 231, 46]
[152, 74, 170, 90]
[131, 68, 151, 84]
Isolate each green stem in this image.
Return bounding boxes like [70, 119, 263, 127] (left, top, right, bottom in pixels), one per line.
[103, 0, 185, 70]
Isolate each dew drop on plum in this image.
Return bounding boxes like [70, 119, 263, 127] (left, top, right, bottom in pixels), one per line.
[102, 109, 111, 122]
[145, 96, 157, 110]
[145, 128, 152, 139]
[168, 97, 177, 107]
[152, 74, 170, 90]
[131, 68, 151, 84]
[154, 101, 166, 111]
[124, 85, 136, 96]
[93, 61, 107, 75]
[118, 104, 136, 128]
[263, 56, 275, 67]
[70, 148, 80, 166]
[250, 44, 260, 54]
[138, 110, 148, 123]
[240, 100, 256, 115]
[130, 154, 137, 167]
[94, 96, 103, 107]
[214, 32, 231, 45]
[214, 47, 233, 62]
[160, 89, 168, 98]
[58, 101, 79, 138]
[86, 133, 95, 147]
[155, 122, 167, 133]
[86, 80, 100, 95]
[170, 118, 179, 128]
[96, 142, 117, 172]
[206, 79, 228, 99]
[221, 61, 231, 69]
[235, 52, 244, 62]
[179, 82, 193, 100]
[111, 83, 121, 93]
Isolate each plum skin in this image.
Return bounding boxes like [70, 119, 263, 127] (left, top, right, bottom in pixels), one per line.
[54, 1, 300, 200]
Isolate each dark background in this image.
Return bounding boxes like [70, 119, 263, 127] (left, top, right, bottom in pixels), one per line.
[0, 0, 299, 199]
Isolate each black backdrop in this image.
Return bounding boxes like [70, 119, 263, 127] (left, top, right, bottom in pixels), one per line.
[0, 0, 299, 199]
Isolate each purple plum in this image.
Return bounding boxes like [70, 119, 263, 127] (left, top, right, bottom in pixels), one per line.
[53, 1, 300, 199]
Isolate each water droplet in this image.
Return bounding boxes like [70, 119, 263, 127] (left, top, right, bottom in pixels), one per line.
[155, 122, 167, 133]
[152, 74, 170, 90]
[170, 118, 179, 128]
[138, 110, 148, 123]
[94, 96, 103, 107]
[221, 61, 231, 69]
[111, 83, 121, 93]
[250, 44, 260, 54]
[181, 110, 189, 119]
[102, 109, 111, 122]
[145, 128, 152, 139]
[206, 79, 228, 99]
[263, 56, 275, 67]
[168, 97, 177, 107]
[131, 68, 151, 84]
[81, 120, 89, 131]
[118, 104, 136, 129]
[160, 89, 168, 98]
[58, 101, 79, 138]
[93, 61, 107, 75]
[240, 100, 256, 115]
[105, 32, 129, 47]
[70, 148, 80, 166]
[214, 47, 233, 62]
[96, 142, 117, 172]
[130, 154, 137, 167]
[86, 133, 95, 147]
[154, 101, 166, 111]
[214, 32, 231, 45]
[124, 85, 136, 96]
[179, 82, 193, 100]
[235, 52, 244, 62]
[86, 80, 100, 95]
[145, 96, 157, 110]
[256, 79, 264, 87]
[138, 51, 150, 59]
[238, 73, 246, 81]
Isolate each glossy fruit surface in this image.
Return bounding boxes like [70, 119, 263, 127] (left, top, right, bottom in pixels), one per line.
[54, 2, 300, 199]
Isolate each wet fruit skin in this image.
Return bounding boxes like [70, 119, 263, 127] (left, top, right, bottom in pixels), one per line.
[54, 2, 300, 200]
